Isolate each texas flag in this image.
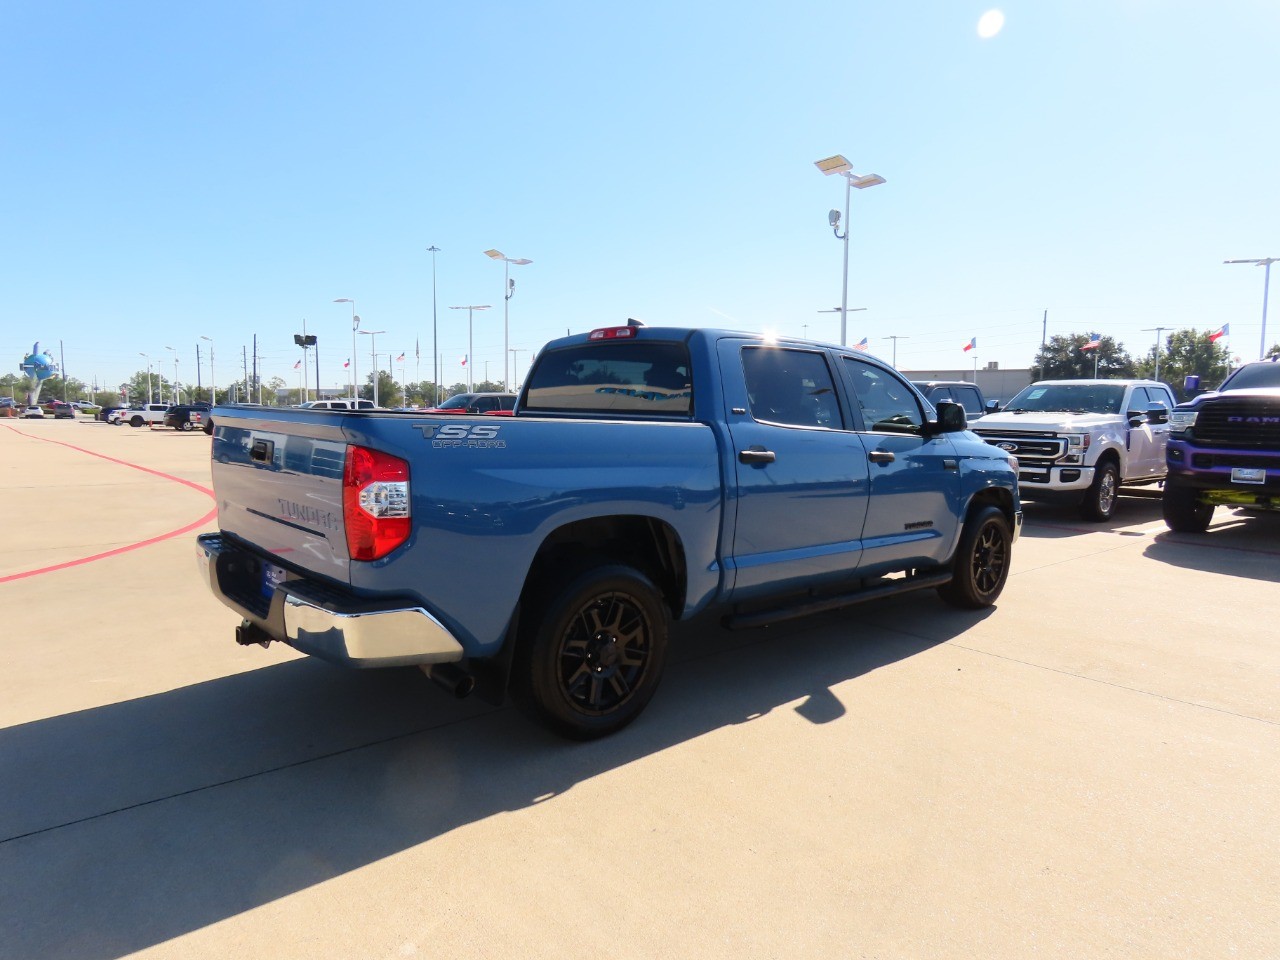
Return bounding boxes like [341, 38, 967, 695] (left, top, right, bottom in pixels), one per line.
[460, 355, 468, 367]
[1209, 323, 1229, 342]
[963, 337, 977, 352]
[343, 358, 350, 369]
[1079, 333, 1102, 352]
[396, 352, 405, 363]
[853, 336, 869, 352]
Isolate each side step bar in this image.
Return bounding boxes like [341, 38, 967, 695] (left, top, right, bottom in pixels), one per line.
[722, 570, 952, 631]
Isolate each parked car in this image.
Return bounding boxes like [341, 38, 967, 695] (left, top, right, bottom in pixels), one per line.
[117, 403, 171, 427]
[163, 402, 212, 430]
[911, 380, 999, 423]
[42, 401, 77, 419]
[23, 406, 45, 418]
[96, 405, 124, 422]
[420, 392, 517, 414]
[298, 399, 378, 411]
[973, 379, 1176, 520]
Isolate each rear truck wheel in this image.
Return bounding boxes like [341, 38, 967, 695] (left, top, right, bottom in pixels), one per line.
[937, 505, 1012, 609]
[129, 416, 144, 428]
[1162, 481, 1214, 533]
[512, 563, 669, 740]
[1080, 458, 1119, 521]
[180, 420, 193, 431]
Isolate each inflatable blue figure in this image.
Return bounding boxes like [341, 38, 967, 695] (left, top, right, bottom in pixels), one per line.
[19, 342, 59, 405]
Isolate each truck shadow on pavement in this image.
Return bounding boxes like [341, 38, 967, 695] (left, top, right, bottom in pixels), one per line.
[0, 600, 989, 960]
[1017, 497, 1164, 538]
[1143, 509, 1280, 581]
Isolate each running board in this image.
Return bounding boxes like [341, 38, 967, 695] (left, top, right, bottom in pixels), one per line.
[722, 570, 953, 631]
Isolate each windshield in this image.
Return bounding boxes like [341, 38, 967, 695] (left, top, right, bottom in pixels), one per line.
[1003, 383, 1127, 414]
[436, 395, 472, 409]
[1218, 363, 1280, 391]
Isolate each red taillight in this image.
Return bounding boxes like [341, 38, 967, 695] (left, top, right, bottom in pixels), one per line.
[588, 326, 637, 340]
[343, 445, 411, 561]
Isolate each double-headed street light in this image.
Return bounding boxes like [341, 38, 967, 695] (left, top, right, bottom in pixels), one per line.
[1224, 258, 1278, 360]
[449, 305, 492, 393]
[815, 155, 885, 347]
[357, 328, 385, 406]
[484, 249, 532, 389]
[334, 298, 359, 399]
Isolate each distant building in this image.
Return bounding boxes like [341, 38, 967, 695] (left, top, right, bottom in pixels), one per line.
[901, 362, 1034, 405]
[274, 386, 349, 403]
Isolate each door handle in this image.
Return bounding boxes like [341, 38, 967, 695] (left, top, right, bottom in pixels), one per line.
[868, 449, 895, 464]
[739, 447, 776, 464]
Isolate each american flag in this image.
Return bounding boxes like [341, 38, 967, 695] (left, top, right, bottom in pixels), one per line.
[293, 359, 301, 369]
[1079, 333, 1102, 352]
[396, 352, 405, 362]
[853, 337, 869, 351]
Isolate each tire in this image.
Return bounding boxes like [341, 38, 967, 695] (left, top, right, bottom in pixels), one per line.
[203, 418, 214, 435]
[180, 420, 193, 431]
[937, 505, 1012, 609]
[1080, 459, 1120, 521]
[1162, 481, 1213, 533]
[129, 416, 144, 428]
[512, 563, 669, 740]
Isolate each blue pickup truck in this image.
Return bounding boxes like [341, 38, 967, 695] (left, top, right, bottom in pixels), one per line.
[197, 324, 1022, 738]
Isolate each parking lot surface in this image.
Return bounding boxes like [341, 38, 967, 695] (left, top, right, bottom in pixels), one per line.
[2, 419, 1277, 960]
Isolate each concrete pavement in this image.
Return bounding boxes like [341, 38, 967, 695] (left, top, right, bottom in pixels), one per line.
[1, 417, 1276, 959]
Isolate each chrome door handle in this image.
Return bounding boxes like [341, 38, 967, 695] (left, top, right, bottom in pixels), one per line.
[739, 447, 776, 464]
[868, 449, 895, 464]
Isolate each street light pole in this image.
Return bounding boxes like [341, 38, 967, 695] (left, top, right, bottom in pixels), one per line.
[449, 305, 492, 393]
[817, 306, 867, 343]
[1224, 257, 1278, 360]
[1141, 327, 1168, 381]
[334, 298, 359, 399]
[199, 336, 215, 404]
[815, 155, 885, 346]
[357, 329, 385, 406]
[485, 250, 532, 389]
[510, 348, 526, 392]
[884, 335, 909, 367]
[164, 346, 180, 404]
[428, 246, 441, 405]
[139, 353, 153, 404]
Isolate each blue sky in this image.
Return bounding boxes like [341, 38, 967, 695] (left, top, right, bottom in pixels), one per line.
[3, 0, 1278, 396]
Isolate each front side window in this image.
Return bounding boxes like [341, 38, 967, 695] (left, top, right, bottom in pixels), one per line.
[523, 341, 692, 415]
[741, 347, 840, 428]
[845, 358, 924, 434]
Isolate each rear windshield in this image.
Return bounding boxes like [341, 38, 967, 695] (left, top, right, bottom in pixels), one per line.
[523, 341, 693, 416]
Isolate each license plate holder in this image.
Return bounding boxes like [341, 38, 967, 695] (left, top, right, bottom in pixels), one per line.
[1231, 467, 1266, 485]
[262, 562, 288, 598]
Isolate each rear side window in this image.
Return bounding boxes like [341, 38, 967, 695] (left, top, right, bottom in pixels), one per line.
[951, 386, 983, 416]
[523, 342, 693, 415]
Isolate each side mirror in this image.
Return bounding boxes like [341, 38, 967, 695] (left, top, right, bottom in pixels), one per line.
[1145, 402, 1169, 425]
[985, 399, 1000, 414]
[1127, 410, 1146, 426]
[931, 399, 968, 433]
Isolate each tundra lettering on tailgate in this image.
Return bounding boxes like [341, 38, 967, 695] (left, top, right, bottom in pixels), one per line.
[411, 422, 507, 449]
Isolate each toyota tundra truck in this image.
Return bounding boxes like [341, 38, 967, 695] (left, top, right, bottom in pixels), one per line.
[1163, 358, 1280, 532]
[973, 379, 1176, 520]
[196, 324, 1022, 738]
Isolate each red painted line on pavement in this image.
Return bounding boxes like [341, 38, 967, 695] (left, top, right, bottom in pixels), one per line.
[0, 424, 217, 583]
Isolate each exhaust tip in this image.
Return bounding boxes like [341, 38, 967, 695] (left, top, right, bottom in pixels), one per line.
[422, 663, 475, 699]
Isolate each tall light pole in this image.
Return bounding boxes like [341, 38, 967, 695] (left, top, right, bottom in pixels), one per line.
[139, 353, 153, 404]
[1141, 327, 1169, 381]
[428, 246, 441, 406]
[1224, 257, 1278, 360]
[818, 306, 867, 343]
[199, 336, 215, 404]
[884, 335, 909, 367]
[815, 155, 885, 346]
[358, 329, 385, 406]
[510, 348, 526, 392]
[164, 346, 180, 404]
[449, 305, 492, 393]
[484, 249, 532, 389]
[334, 298, 359, 399]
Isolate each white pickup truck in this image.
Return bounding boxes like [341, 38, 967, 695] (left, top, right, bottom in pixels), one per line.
[113, 403, 171, 427]
[973, 379, 1176, 520]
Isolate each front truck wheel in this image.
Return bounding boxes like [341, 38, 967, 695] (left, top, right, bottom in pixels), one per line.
[512, 563, 669, 740]
[1162, 481, 1214, 533]
[1080, 458, 1120, 521]
[937, 505, 1012, 609]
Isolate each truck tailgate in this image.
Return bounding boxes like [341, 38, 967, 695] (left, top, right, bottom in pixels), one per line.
[211, 413, 352, 584]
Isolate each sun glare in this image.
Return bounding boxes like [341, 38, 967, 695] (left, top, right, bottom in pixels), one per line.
[977, 9, 1005, 39]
